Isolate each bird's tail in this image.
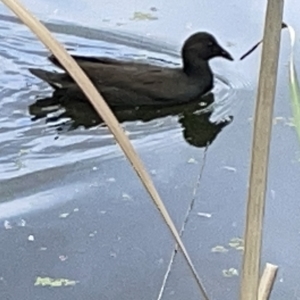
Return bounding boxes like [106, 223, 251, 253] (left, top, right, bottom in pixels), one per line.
[29, 68, 72, 89]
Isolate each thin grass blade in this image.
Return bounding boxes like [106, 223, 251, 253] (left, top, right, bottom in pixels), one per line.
[287, 25, 300, 144]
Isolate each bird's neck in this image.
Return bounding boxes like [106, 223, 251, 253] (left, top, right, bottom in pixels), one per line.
[183, 60, 214, 94]
[183, 59, 212, 77]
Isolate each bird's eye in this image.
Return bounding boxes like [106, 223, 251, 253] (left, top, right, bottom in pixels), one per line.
[208, 42, 214, 47]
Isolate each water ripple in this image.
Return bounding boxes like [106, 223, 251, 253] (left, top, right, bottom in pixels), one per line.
[0, 16, 247, 180]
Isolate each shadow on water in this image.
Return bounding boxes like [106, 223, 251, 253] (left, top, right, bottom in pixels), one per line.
[29, 91, 233, 148]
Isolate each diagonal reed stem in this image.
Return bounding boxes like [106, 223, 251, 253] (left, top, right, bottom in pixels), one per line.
[258, 263, 278, 300]
[1, 0, 209, 299]
[240, 0, 284, 299]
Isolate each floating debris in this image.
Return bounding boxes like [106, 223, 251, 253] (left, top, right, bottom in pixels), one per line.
[59, 213, 70, 219]
[187, 158, 197, 164]
[34, 276, 78, 287]
[197, 212, 212, 218]
[223, 268, 239, 277]
[273, 116, 285, 125]
[228, 237, 244, 251]
[122, 193, 132, 200]
[4, 220, 12, 229]
[211, 246, 228, 253]
[222, 166, 237, 172]
[130, 12, 158, 21]
[58, 255, 68, 262]
[28, 235, 35, 242]
[89, 231, 97, 237]
[4, 219, 26, 229]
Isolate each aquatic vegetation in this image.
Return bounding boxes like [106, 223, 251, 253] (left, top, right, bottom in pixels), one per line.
[287, 25, 300, 146]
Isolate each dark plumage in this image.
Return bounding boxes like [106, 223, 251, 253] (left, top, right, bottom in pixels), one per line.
[29, 32, 233, 108]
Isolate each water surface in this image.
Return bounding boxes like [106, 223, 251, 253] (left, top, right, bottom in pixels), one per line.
[0, 0, 300, 299]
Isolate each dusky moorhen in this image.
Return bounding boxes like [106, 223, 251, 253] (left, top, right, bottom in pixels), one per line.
[29, 32, 233, 108]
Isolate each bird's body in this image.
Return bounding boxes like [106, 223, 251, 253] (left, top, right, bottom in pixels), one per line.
[29, 32, 233, 108]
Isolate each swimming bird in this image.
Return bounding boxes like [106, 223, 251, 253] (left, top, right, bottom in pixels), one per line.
[29, 32, 233, 108]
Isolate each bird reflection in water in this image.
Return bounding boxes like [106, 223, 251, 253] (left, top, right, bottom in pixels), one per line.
[29, 91, 233, 148]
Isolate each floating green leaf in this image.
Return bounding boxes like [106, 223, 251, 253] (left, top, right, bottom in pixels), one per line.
[130, 12, 158, 21]
[222, 268, 239, 277]
[34, 276, 78, 287]
[211, 245, 228, 253]
[228, 237, 244, 251]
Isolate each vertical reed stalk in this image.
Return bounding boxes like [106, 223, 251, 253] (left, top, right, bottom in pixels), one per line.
[240, 0, 284, 299]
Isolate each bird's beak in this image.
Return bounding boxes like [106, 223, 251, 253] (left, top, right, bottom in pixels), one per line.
[219, 47, 234, 61]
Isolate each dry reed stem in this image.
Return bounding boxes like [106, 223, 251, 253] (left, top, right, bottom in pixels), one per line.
[240, 0, 284, 299]
[258, 263, 279, 300]
[1, 0, 209, 299]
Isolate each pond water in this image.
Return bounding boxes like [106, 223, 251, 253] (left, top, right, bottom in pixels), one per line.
[0, 0, 300, 299]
